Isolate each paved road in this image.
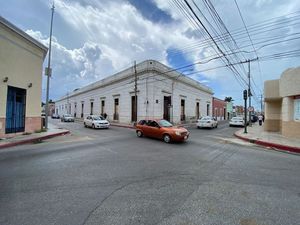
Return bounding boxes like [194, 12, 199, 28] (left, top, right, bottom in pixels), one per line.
[0, 119, 299, 225]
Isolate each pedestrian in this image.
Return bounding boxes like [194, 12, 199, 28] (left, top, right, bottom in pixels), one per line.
[258, 114, 263, 126]
[103, 113, 107, 119]
[262, 114, 265, 123]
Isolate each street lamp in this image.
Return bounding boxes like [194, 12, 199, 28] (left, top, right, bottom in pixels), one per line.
[45, 2, 55, 130]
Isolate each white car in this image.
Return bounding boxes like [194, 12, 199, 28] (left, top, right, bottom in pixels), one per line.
[84, 115, 110, 129]
[197, 116, 218, 129]
[229, 117, 246, 127]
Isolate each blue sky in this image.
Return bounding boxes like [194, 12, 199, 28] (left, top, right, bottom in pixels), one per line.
[1, 0, 300, 110]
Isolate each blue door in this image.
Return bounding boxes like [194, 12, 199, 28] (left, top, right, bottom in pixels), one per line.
[5, 86, 26, 134]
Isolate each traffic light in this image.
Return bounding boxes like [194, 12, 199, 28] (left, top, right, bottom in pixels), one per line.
[243, 90, 248, 100]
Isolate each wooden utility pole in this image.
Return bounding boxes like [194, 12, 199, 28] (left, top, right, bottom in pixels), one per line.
[248, 60, 252, 127]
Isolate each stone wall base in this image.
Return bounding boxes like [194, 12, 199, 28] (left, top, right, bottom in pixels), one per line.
[282, 121, 300, 138]
[264, 119, 281, 132]
[0, 117, 42, 138]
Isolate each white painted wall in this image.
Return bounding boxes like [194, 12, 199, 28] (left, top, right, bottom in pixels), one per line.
[56, 61, 213, 124]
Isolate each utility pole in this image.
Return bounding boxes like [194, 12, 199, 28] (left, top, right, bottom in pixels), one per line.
[134, 61, 137, 123]
[45, 2, 55, 130]
[248, 60, 252, 127]
[261, 94, 263, 113]
[243, 90, 248, 134]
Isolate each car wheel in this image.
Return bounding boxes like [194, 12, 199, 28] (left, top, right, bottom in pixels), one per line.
[163, 134, 171, 143]
[215, 124, 218, 128]
[92, 124, 95, 129]
[84, 123, 87, 128]
[136, 130, 143, 137]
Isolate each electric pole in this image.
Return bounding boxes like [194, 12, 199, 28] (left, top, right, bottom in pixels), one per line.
[261, 94, 263, 113]
[134, 61, 137, 123]
[243, 90, 248, 134]
[45, 2, 55, 129]
[248, 60, 252, 127]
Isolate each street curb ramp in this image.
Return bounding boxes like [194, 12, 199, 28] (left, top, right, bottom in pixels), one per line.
[234, 130, 300, 154]
[0, 130, 70, 149]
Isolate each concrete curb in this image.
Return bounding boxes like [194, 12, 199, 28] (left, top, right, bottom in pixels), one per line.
[234, 130, 300, 154]
[0, 130, 70, 149]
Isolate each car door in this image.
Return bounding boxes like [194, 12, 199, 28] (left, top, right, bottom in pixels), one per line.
[86, 116, 91, 127]
[147, 121, 161, 139]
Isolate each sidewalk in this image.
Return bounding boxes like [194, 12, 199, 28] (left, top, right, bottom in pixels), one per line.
[235, 123, 300, 154]
[0, 123, 70, 149]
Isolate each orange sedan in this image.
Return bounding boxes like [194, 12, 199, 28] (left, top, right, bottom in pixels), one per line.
[136, 119, 190, 143]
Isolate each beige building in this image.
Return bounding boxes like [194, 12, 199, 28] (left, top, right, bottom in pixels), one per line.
[264, 67, 300, 138]
[0, 16, 48, 138]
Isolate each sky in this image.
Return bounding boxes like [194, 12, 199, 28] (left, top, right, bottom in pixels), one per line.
[1, 0, 300, 110]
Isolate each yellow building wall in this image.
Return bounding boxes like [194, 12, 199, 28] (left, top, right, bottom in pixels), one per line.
[0, 22, 46, 136]
[264, 100, 281, 132]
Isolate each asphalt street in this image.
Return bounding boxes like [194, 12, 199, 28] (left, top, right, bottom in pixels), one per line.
[0, 119, 299, 225]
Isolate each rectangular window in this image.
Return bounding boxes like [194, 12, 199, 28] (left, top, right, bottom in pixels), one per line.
[81, 103, 84, 118]
[207, 104, 210, 116]
[114, 98, 119, 120]
[90, 102, 94, 115]
[101, 100, 105, 115]
[181, 99, 185, 121]
[294, 99, 300, 121]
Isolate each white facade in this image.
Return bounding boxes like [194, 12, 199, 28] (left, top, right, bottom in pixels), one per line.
[55, 60, 213, 124]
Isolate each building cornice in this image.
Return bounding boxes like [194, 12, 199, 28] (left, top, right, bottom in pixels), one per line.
[56, 60, 214, 102]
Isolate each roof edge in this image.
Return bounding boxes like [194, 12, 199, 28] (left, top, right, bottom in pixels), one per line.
[0, 16, 48, 54]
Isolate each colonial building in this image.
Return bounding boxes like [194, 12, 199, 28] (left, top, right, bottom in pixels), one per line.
[55, 60, 213, 124]
[212, 97, 226, 120]
[264, 67, 300, 138]
[0, 16, 48, 138]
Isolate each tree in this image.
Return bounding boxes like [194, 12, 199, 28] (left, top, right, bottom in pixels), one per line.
[224, 97, 233, 102]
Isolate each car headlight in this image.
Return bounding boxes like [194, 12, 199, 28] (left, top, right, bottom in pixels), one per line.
[175, 131, 181, 136]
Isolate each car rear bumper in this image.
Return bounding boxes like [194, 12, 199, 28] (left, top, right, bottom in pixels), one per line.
[229, 122, 244, 126]
[197, 123, 213, 127]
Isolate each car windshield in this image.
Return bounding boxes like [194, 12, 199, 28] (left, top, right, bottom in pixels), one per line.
[158, 120, 173, 127]
[65, 114, 72, 117]
[93, 116, 104, 120]
[200, 117, 212, 121]
[233, 117, 243, 121]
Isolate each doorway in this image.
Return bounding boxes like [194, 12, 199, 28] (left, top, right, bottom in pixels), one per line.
[131, 96, 137, 122]
[163, 96, 171, 121]
[5, 86, 26, 134]
[196, 102, 200, 119]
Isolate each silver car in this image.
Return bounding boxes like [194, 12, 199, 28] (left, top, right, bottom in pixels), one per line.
[61, 114, 74, 122]
[84, 115, 110, 129]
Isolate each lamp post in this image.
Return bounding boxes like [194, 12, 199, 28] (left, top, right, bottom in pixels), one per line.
[45, 2, 55, 130]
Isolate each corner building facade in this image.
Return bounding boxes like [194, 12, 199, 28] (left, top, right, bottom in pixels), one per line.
[264, 67, 300, 138]
[0, 17, 47, 138]
[55, 60, 213, 124]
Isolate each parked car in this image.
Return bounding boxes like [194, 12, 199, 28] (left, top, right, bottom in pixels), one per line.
[229, 116, 247, 127]
[61, 114, 75, 122]
[51, 113, 60, 119]
[84, 115, 110, 129]
[136, 119, 189, 143]
[197, 116, 218, 129]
